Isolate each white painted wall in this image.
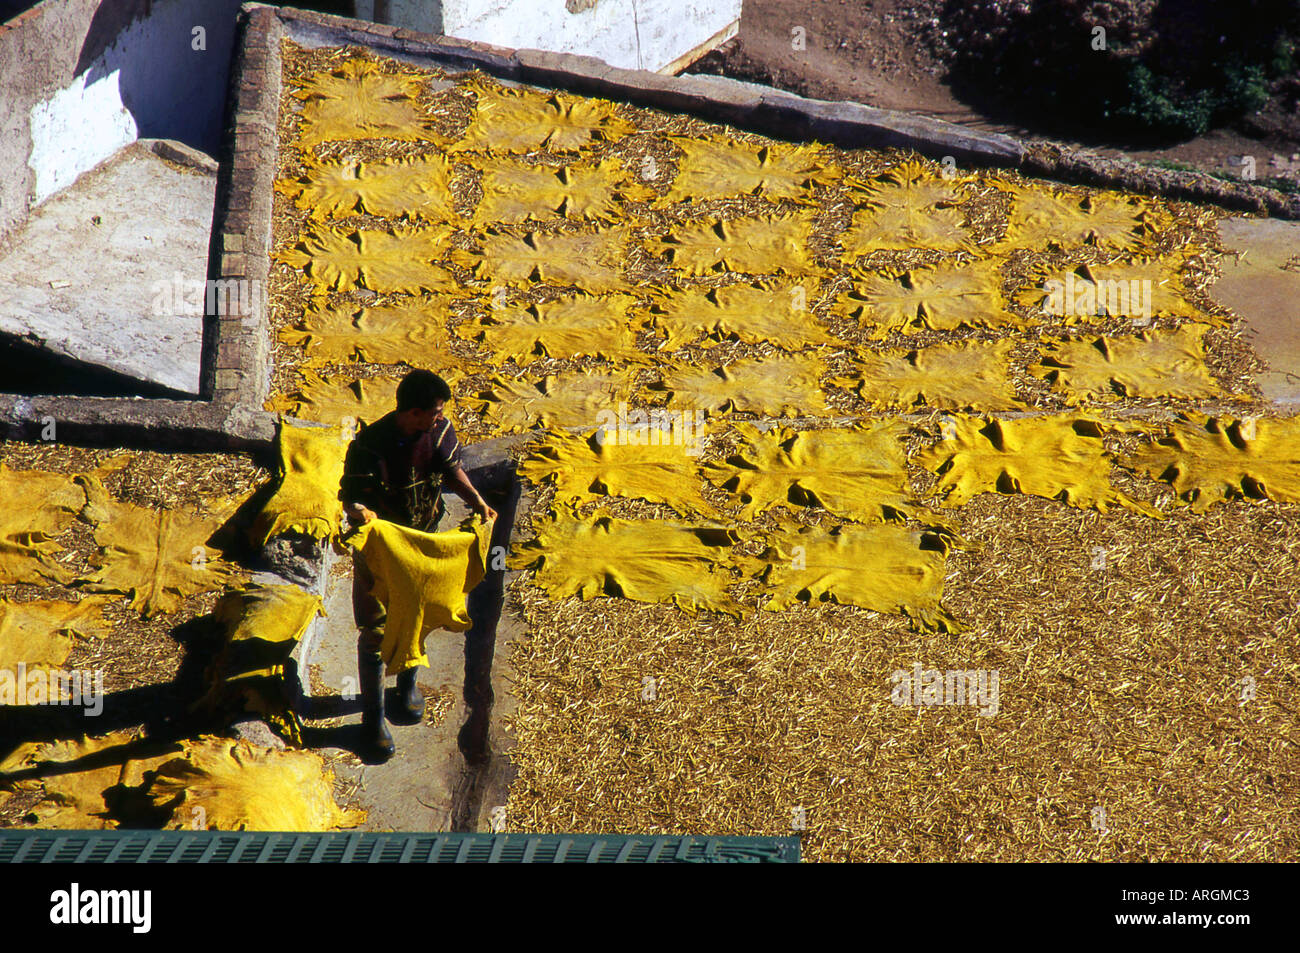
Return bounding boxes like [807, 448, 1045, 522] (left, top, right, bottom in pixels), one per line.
[29, 69, 137, 203]
[25, 0, 240, 206]
[356, 0, 740, 73]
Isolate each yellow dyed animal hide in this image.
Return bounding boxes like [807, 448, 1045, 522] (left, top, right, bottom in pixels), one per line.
[151, 737, 365, 831]
[251, 422, 348, 547]
[453, 227, 631, 291]
[647, 214, 819, 277]
[471, 156, 650, 223]
[453, 85, 633, 154]
[0, 598, 109, 681]
[840, 339, 1022, 411]
[704, 422, 926, 524]
[752, 522, 963, 632]
[1124, 412, 1300, 512]
[915, 414, 1158, 515]
[836, 261, 1025, 338]
[996, 183, 1152, 251]
[663, 136, 837, 204]
[276, 154, 457, 223]
[652, 354, 828, 417]
[518, 428, 711, 515]
[508, 514, 745, 617]
[279, 298, 459, 368]
[458, 294, 645, 365]
[195, 583, 324, 745]
[265, 371, 402, 429]
[0, 465, 87, 586]
[472, 372, 632, 433]
[293, 59, 436, 148]
[1031, 326, 1222, 402]
[277, 227, 457, 295]
[643, 282, 838, 351]
[75, 479, 241, 617]
[351, 517, 493, 674]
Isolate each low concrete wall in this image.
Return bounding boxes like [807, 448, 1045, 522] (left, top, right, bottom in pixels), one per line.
[0, 0, 242, 243]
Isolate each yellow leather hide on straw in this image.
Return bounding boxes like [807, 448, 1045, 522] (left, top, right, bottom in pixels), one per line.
[0, 465, 86, 586]
[151, 737, 365, 831]
[1031, 326, 1221, 403]
[0, 598, 108, 677]
[1124, 412, 1300, 512]
[518, 428, 711, 516]
[196, 583, 324, 744]
[915, 414, 1159, 516]
[251, 423, 347, 548]
[75, 477, 239, 618]
[351, 517, 493, 675]
[508, 514, 745, 617]
[752, 522, 964, 632]
[293, 58, 436, 149]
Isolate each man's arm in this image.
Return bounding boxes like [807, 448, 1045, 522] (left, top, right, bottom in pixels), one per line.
[447, 465, 497, 522]
[340, 431, 394, 526]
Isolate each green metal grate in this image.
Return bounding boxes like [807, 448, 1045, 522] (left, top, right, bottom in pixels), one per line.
[0, 830, 799, 863]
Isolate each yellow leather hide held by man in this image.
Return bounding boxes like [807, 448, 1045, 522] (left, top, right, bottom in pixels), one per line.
[349, 516, 493, 675]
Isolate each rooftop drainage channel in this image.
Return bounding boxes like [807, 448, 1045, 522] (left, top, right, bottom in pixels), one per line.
[0, 829, 799, 863]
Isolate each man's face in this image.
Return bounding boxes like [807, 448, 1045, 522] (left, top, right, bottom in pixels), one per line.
[409, 400, 445, 432]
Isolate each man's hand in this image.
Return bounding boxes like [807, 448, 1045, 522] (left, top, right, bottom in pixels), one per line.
[345, 503, 377, 525]
[471, 497, 497, 522]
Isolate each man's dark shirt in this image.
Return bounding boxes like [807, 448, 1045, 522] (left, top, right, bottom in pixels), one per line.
[340, 412, 462, 532]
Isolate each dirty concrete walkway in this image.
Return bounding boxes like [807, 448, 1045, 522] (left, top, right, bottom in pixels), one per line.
[1211, 217, 1300, 407]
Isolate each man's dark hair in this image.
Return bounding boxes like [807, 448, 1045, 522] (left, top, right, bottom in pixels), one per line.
[396, 369, 452, 411]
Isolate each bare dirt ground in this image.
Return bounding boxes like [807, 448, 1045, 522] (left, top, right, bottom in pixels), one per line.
[690, 0, 1300, 186]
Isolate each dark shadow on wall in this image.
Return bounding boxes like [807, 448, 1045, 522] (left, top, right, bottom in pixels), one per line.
[70, 1, 363, 157]
[73, 0, 244, 157]
[0, 1, 39, 23]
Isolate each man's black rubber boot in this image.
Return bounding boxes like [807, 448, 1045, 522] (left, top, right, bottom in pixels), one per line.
[391, 666, 425, 725]
[357, 648, 395, 762]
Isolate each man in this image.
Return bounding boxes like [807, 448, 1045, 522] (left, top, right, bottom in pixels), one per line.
[339, 369, 497, 761]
